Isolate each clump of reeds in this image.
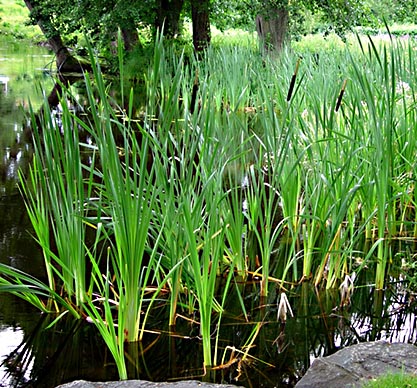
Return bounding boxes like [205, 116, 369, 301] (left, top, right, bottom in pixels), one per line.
[1, 31, 417, 378]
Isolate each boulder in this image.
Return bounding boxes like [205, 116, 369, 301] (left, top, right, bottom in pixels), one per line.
[56, 342, 417, 388]
[295, 341, 417, 387]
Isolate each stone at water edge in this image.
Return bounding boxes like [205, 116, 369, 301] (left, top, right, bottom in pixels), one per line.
[295, 341, 417, 388]
[56, 380, 243, 388]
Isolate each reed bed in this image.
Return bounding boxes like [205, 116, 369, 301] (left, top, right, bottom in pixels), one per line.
[1, 32, 417, 377]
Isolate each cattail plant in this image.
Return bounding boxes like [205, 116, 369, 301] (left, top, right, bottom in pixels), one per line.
[1, 30, 417, 380]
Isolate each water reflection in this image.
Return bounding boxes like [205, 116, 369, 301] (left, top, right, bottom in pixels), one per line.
[0, 294, 37, 388]
[0, 313, 119, 388]
[1, 280, 416, 388]
[0, 38, 53, 387]
[0, 39, 53, 195]
[0, 75, 10, 93]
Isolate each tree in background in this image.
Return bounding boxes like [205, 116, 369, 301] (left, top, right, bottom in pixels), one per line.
[24, 0, 210, 55]
[366, 0, 417, 25]
[24, 0, 415, 62]
[156, 0, 185, 38]
[254, 0, 370, 52]
[24, 0, 76, 69]
[24, 0, 90, 106]
[191, 0, 211, 52]
[256, 0, 289, 52]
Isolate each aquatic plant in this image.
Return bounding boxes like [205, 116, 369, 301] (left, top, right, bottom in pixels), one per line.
[1, 31, 417, 379]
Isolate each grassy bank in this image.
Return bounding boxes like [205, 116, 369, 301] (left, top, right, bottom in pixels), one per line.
[0, 0, 42, 40]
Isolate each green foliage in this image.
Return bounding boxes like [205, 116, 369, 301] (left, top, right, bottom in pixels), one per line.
[26, 0, 156, 52]
[3, 0, 417, 55]
[366, 0, 417, 25]
[212, 0, 416, 38]
[211, 0, 259, 31]
[211, 0, 369, 39]
[4, 0, 413, 66]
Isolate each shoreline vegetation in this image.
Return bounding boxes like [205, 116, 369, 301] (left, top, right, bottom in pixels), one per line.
[3, 0, 417, 385]
[2, 30, 417, 376]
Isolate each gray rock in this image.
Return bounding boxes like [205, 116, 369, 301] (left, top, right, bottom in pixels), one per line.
[295, 341, 417, 388]
[56, 380, 241, 388]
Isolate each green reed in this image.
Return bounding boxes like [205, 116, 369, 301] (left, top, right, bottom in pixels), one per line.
[348, 35, 417, 288]
[84, 39, 167, 343]
[20, 93, 93, 307]
[0, 262, 80, 316]
[83, 242, 128, 379]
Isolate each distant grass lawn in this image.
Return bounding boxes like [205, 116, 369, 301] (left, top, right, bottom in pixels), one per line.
[0, 0, 42, 40]
[362, 371, 417, 388]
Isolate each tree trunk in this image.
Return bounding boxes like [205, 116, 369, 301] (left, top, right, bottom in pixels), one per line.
[191, 0, 211, 52]
[156, 0, 185, 38]
[24, 0, 85, 109]
[256, 4, 289, 53]
[24, 0, 73, 68]
[121, 28, 138, 52]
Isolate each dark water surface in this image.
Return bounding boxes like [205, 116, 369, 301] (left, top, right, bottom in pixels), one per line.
[0, 39, 417, 388]
[0, 38, 52, 387]
[0, 39, 53, 196]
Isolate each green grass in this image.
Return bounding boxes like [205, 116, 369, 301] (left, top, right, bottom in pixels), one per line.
[362, 371, 417, 388]
[357, 23, 417, 37]
[0, 0, 42, 40]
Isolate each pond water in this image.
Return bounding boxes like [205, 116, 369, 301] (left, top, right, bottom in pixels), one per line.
[0, 38, 53, 387]
[1, 38, 417, 388]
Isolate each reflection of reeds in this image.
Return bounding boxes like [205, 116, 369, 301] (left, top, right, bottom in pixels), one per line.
[1, 32, 417, 378]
